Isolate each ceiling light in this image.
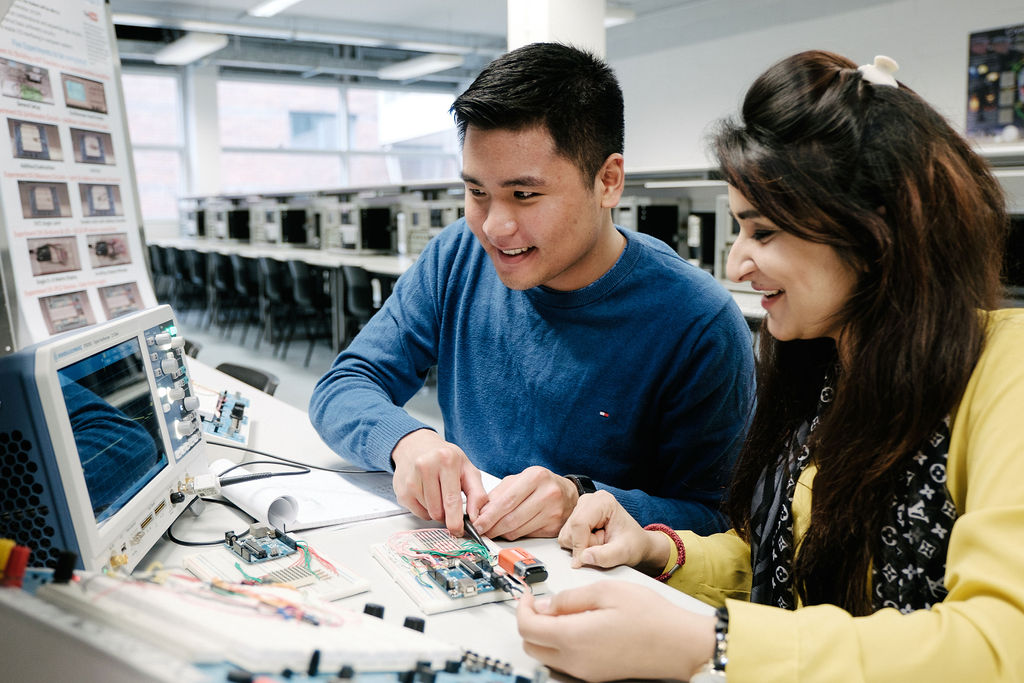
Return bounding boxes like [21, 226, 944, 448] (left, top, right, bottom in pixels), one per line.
[247, 0, 305, 18]
[378, 53, 464, 81]
[643, 180, 725, 189]
[153, 33, 229, 65]
[604, 7, 636, 27]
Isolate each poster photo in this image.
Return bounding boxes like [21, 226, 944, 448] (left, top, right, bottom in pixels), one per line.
[27, 236, 82, 276]
[39, 290, 96, 334]
[70, 127, 115, 165]
[61, 72, 108, 114]
[78, 182, 122, 217]
[18, 180, 73, 219]
[0, 57, 53, 104]
[8, 118, 64, 161]
[966, 23, 1024, 144]
[97, 281, 143, 318]
[86, 231, 131, 268]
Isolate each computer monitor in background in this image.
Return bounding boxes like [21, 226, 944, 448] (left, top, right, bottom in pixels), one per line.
[0, 305, 209, 573]
[227, 208, 251, 242]
[281, 208, 309, 245]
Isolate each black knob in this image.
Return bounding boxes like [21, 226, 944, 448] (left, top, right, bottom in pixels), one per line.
[169, 491, 186, 504]
[363, 602, 385, 618]
[403, 616, 426, 632]
[337, 665, 355, 679]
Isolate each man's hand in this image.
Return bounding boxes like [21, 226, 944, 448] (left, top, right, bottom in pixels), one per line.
[471, 466, 579, 540]
[390, 429, 488, 536]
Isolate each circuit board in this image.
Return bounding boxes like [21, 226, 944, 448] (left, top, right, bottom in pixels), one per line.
[224, 526, 298, 564]
[371, 528, 547, 615]
[186, 531, 369, 602]
[200, 390, 251, 445]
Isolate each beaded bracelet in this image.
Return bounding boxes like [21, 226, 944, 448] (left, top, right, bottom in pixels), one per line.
[643, 523, 685, 582]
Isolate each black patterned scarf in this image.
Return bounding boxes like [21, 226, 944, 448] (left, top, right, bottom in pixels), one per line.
[748, 374, 956, 613]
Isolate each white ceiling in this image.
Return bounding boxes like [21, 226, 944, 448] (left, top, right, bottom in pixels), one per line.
[109, 0, 698, 87]
[111, 0, 691, 42]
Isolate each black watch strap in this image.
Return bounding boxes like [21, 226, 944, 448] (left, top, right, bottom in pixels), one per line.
[565, 474, 596, 496]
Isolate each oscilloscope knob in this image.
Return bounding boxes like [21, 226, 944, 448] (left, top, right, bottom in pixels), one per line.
[175, 419, 196, 437]
[182, 396, 200, 411]
[160, 358, 180, 375]
[167, 386, 186, 401]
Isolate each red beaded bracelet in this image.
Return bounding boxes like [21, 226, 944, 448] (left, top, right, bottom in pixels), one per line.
[643, 523, 686, 582]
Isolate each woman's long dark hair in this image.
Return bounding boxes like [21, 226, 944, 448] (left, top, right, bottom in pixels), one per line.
[716, 51, 1007, 615]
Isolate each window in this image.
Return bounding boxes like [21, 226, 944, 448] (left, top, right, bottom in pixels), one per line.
[120, 71, 185, 221]
[219, 80, 342, 149]
[346, 88, 458, 184]
[290, 112, 338, 149]
[218, 78, 458, 193]
[220, 151, 342, 194]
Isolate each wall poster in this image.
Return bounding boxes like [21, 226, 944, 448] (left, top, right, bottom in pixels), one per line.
[966, 23, 1024, 144]
[0, 0, 155, 348]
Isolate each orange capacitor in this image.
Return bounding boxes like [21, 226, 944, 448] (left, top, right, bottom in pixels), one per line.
[498, 547, 547, 584]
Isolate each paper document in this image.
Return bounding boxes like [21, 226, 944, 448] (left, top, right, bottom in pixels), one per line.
[211, 458, 406, 532]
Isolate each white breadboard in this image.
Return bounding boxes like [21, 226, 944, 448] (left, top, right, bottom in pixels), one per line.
[184, 542, 369, 602]
[35, 573, 463, 674]
[0, 586, 209, 683]
[371, 529, 548, 615]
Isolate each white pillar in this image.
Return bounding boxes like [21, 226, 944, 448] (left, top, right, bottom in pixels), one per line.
[507, 0, 607, 57]
[183, 63, 222, 196]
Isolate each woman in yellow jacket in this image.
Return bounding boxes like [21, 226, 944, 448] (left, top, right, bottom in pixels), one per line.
[516, 50, 1024, 682]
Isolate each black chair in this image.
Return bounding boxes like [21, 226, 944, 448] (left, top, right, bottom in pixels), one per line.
[215, 362, 279, 396]
[147, 244, 171, 303]
[255, 256, 294, 354]
[282, 260, 332, 367]
[340, 265, 378, 345]
[162, 246, 186, 312]
[206, 251, 239, 335]
[181, 249, 208, 324]
[229, 253, 261, 346]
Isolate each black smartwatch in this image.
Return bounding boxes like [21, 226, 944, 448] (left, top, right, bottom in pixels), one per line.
[565, 474, 596, 496]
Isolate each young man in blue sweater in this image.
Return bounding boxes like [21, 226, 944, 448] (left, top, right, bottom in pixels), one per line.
[309, 42, 754, 540]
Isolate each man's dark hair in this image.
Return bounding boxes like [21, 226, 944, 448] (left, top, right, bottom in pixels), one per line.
[450, 42, 624, 183]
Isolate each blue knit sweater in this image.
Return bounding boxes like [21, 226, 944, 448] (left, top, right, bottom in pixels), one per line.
[309, 220, 755, 533]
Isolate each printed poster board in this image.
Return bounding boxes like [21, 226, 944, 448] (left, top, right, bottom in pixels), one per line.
[0, 0, 156, 348]
[966, 23, 1024, 144]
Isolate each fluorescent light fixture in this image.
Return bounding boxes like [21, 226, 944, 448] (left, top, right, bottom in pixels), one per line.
[112, 13, 482, 55]
[378, 53, 464, 81]
[605, 7, 636, 27]
[643, 179, 726, 189]
[247, 0, 305, 18]
[153, 32, 229, 65]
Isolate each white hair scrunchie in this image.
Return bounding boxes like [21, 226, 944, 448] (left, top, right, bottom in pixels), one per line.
[858, 55, 899, 87]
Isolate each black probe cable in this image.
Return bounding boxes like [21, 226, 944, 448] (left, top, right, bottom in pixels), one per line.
[210, 442, 385, 474]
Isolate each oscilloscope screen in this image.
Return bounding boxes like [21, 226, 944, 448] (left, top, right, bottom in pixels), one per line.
[58, 337, 167, 524]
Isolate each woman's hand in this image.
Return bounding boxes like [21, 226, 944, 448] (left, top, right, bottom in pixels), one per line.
[558, 490, 672, 576]
[517, 581, 715, 682]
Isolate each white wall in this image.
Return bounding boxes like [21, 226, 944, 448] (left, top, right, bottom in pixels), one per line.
[608, 0, 1024, 209]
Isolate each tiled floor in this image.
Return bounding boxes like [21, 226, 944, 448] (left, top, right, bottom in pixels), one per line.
[175, 311, 444, 432]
